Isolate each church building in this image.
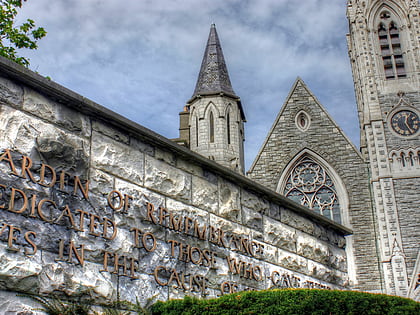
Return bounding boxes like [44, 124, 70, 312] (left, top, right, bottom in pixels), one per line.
[177, 0, 420, 300]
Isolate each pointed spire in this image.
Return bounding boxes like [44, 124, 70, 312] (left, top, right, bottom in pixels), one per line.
[191, 24, 238, 99]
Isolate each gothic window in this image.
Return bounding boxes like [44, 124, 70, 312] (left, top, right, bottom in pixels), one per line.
[195, 116, 199, 146]
[209, 111, 215, 143]
[378, 12, 406, 79]
[283, 156, 341, 223]
[227, 112, 231, 144]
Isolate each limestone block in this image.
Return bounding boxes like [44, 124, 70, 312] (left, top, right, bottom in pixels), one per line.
[268, 203, 281, 221]
[116, 273, 167, 305]
[89, 168, 115, 208]
[166, 199, 209, 228]
[144, 155, 190, 202]
[218, 178, 241, 222]
[281, 208, 315, 235]
[296, 232, 331, 264]
[23, 88, 91, 137]
[329, 245, 347, 272]
[264, 264, 303, 289]
[92, 132, 144, 185]
[263, 216, 297, 253]
[277, 249, 308, 274]
[131, 137, 154, 156]
[242, 207, 263, 231]
[0, 107, 89, 176]
[192, 175, 218, 213]
[0, 76, 23, 107]
[209, 214, 251, 238]
[0, 106, 40, 154]
[36, 128, 89, 175]
[0, 290, 43, 315]
[114, 179, 165, 234]
[39, 255, 114, 300]
[258, 242, 277, 265]
[307, 260, 347, 286]
[241, 189, 269, 215]
[176, 158, 203, 176]
[155, 148, 175, 165]
[0, 246, 42, 293]
[92, 120, 129, 144]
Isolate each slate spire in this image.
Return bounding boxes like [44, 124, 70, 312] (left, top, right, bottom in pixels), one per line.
[192, 24, 237, 99]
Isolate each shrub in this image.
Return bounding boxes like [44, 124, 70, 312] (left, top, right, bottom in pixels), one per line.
[150, 289, 420, 315]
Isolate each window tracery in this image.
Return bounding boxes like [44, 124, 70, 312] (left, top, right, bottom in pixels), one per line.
[283, 156, 341, 223]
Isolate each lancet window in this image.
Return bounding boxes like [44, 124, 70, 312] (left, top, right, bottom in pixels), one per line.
[378, 11, 406, 79]
[227, 112, 231, 144]
[283, 155, 341, 223]
[209, 111, 215, 143]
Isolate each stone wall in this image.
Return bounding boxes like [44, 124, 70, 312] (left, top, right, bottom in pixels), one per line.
[248, 79, 381, 292]
[0, 57, 349, 313]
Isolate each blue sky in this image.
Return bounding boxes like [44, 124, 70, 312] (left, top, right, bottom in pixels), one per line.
[17, 0, 358, 169]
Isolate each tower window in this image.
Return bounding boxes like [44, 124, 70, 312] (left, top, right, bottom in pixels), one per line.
[195, 116, 199, 147]
[209, 111, 214, 143]
[227, 112, 231, 144]
[378, 15, 406, 79]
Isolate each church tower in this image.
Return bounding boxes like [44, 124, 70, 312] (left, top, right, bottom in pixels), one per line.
[347, 0, 420, 299]
[177, 24, 246, 173]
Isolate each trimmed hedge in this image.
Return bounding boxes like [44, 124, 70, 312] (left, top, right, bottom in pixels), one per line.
[150, 289, 420, 315]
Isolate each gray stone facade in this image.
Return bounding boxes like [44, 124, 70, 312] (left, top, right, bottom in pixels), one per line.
[347, 0, 420, 299]
[0, 57, 349, 313]
[248, 79, 381, 291]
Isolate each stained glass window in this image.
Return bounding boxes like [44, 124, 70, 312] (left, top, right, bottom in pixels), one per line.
[283, 156, 341, 223]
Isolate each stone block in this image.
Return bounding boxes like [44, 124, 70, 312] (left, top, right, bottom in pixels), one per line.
[218, 178, 241, 222]
[144, 155, 190, 202]
[242, 206, 263, 231]
[191, 175, 218, 213]
[263, 216, 297, 253]
[177, 158, 203, 176]
[23, 88, 91, 137]
[277, 249, 308, 274]
[155, 148, 176, 165]
[92, 120, 129, 144]
[296, 232, 330, 264]
[0, 76, 23, 107]
[281, 208, 315, 235]
[92, 132, 144, 185]
[0, 245, 42, 293]
[241, 189, 269, 215]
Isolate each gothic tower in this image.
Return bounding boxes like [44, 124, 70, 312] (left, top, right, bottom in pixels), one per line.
[347, 0, 420, 299]
[177, 24, 246, 173]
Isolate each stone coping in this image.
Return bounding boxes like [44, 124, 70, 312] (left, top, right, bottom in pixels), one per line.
[0, 56, 352, 236]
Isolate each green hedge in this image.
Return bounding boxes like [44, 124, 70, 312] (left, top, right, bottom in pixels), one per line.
[150, 289, 420, 315]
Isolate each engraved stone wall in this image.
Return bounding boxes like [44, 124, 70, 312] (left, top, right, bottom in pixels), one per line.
[0, 62, 349, 313]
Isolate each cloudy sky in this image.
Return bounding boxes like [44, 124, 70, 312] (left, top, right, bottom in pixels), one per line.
[16, 0, 358, 169]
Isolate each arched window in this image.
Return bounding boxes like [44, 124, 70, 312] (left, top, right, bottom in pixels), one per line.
[378, 12, 406, 79]
[209, 111, 214, 143]
[195, 116, 199, 147]
[226, 112, 231, 144]
[282, 155, 341, 223]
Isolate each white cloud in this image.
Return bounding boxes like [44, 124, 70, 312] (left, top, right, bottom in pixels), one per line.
[15, 0, 357, 169]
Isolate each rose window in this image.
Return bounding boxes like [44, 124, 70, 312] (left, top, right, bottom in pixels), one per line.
[283, 156, 341, 223]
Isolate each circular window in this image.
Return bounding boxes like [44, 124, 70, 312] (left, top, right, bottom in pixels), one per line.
[295, 110, 311, 131]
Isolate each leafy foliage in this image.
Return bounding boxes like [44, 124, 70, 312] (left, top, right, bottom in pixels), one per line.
[0, 0, 46, 66]
[150, 289, 420, 315]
